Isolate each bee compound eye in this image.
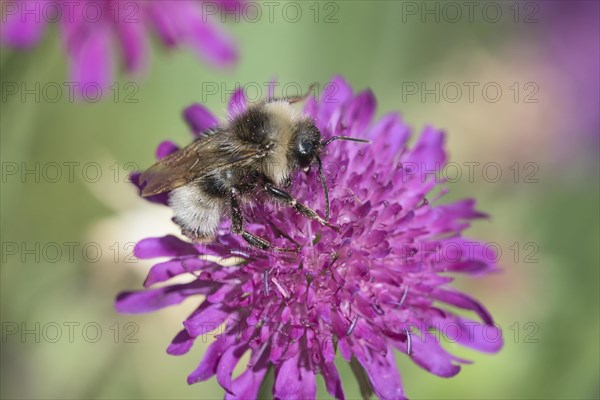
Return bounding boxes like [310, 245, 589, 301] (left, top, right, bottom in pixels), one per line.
[299, 138, 314, 156]
[296, 140, 316, 168]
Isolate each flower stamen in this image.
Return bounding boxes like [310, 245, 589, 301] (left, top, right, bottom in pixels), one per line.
[405, 326, 413, 356]
[263, 270, 270, 296]
[398, 285, 409, 308]
[346, 315, 359, 336]
[271, 277, 290, 299]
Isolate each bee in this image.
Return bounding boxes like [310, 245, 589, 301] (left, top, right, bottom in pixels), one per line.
[139, 85, 368, 252]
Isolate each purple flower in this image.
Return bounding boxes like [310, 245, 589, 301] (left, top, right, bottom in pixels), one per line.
[542, 1, 599, 145]
[117, 76, 502, 399]
[1, 0, 241, 96]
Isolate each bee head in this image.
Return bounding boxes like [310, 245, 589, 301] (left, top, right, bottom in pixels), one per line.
[293, 120, 322, 169]
[292, 119, 369, 222]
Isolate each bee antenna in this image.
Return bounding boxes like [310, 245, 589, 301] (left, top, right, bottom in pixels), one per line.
[322, 136, 370, 147]
[287, 82, 317, 104]
[316, 156, 330, 221]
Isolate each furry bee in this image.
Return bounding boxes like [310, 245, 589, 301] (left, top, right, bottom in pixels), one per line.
[139, 86, 368, 251]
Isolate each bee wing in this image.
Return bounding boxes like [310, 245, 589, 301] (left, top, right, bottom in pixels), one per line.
[139, 135, 265, 197]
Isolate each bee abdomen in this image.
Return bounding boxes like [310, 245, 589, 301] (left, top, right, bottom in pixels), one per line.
[169, 185, 224, 239]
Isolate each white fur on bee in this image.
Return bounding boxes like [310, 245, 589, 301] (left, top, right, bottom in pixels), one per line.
[169, 184, 223, 238]
[262, 101, 302, 185]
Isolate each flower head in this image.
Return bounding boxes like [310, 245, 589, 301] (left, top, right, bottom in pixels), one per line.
[2, 0, 241, 97]
[117, 76, 502, 399]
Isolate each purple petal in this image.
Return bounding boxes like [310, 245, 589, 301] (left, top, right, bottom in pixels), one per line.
[267, 77, 278, 100]
[321, 336, 336, 363]
[156, 140, 180, 159]
[115, 281, 211, 314]
[184, 301, 230, 337]
[274, 353, 316, 400]
[431, 288, 495, 326]
[186, 17, 238, 67]
[206, 283, 239, 303]
[228, 88, 247, 117]
[134, 235, 198, 259]
[319, 75, 353, 124]
[321, 362, 345, 400]
[115, 17, 147, 72]
[161, 0, 237, 67]
[424, 200, 488, 236]
[217, 344, 248, 394]
[303, 96, 319, 119]
[402, 330, 462, 377]
[343, 90, 377, 135]
[129, 172, 169, 205]
[433, 237, 498, 276]
[438, 317, 504, 353]
[225, 365, 268, 400]
[146, 1, 178, 46]
[405, 126, 447, 181]
[211, 0, 246, 8]
[1, 0, 47, 47]
[435, 199, 488, 220]
[338, 338, 353, 361]
[67, 26, 113, 98]
[368, 113, 410, 155]
[167, 329, 195, 355]
[352, 319, 388, 356]
[183, 104, 219, 136]
[188, 335, 234, 384]
[144, 258, 216, 287]
[355, 347, 405, 400]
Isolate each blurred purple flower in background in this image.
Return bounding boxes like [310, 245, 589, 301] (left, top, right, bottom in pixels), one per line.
[116, 77, 503, 399]
[1, 0, 241, 96]
[542, 1, 599, 146]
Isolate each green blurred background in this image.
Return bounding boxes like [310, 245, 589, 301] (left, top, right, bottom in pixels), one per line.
[1, 1, 599, 399]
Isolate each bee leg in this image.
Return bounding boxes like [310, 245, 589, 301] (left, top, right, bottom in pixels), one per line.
[264, 183, 339, 231]
[230, 189, 298, 253]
